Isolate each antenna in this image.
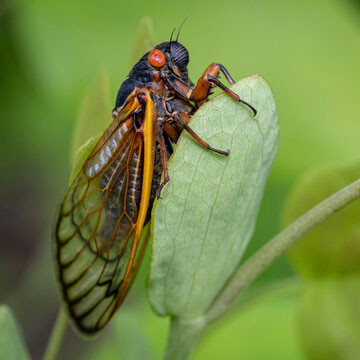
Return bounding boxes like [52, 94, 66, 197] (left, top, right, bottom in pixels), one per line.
[176, 17, 188, 42]
[166, 28, 176, 52]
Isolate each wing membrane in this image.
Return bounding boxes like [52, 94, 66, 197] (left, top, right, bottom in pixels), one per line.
[54, 96, 148, 333]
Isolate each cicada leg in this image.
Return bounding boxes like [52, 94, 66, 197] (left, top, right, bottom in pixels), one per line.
[191, 63, 257, 116]
[172, 111, 230, 156]
[164, 63, 257, 116]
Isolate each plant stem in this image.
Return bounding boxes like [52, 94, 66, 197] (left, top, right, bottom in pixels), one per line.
[233, 276, 302, 313]
[165, 179, 360, 359]
[164, 317, 206, 360]
[42, 308, 67, 360]
[206, 178, 360, 323]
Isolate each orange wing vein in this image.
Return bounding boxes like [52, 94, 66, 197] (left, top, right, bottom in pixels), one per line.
[54, 92, 157, 334]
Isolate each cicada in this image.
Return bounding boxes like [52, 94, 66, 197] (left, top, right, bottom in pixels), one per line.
[54, 32, 256, 334]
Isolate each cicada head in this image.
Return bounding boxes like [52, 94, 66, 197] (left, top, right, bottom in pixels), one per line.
[147, 41, 190, 81]
[163, 41, 189, 71]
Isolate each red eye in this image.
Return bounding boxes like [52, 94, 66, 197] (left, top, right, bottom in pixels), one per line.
[148, 49, 166, 67]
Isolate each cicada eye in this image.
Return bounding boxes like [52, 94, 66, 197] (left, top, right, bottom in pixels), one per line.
[170, 42, 189, 70]
[148, 49, 166, 68]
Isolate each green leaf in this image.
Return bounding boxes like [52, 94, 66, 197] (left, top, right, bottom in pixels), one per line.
[283, 162, 360, 277]
[298, 277, 360, 360]
[69, 15, 155, 181]
[130, 16, 155, 66]
[0, 305, 30, 360]
[148, 75, 279, 318]
[70, 70, 110, 162]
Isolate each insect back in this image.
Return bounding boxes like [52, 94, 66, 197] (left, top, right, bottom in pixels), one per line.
[114, 60, 153, 113]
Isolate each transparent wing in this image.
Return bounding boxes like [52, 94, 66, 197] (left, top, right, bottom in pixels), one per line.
[54, 97, 147, 334]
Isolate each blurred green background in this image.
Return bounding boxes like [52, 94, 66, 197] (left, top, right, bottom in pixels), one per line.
[1, 0, 359, 359]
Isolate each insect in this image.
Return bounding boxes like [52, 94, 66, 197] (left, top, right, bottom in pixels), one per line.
[54, 29, 256, 334]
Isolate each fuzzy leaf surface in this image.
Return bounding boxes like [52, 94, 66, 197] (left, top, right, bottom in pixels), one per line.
[148, 75, 279, 318]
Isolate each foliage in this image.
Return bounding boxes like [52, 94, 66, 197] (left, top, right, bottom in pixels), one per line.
[1, 2, 360, 360]
[283, 162, 360, 360]
[283, 162, 360, 277]
[299, 277, 360, 360]
[70, 70, 111, 163]
[130, 17, 156, 66]
[149, 75, 278, 319]
[0, 305, 29, 360]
